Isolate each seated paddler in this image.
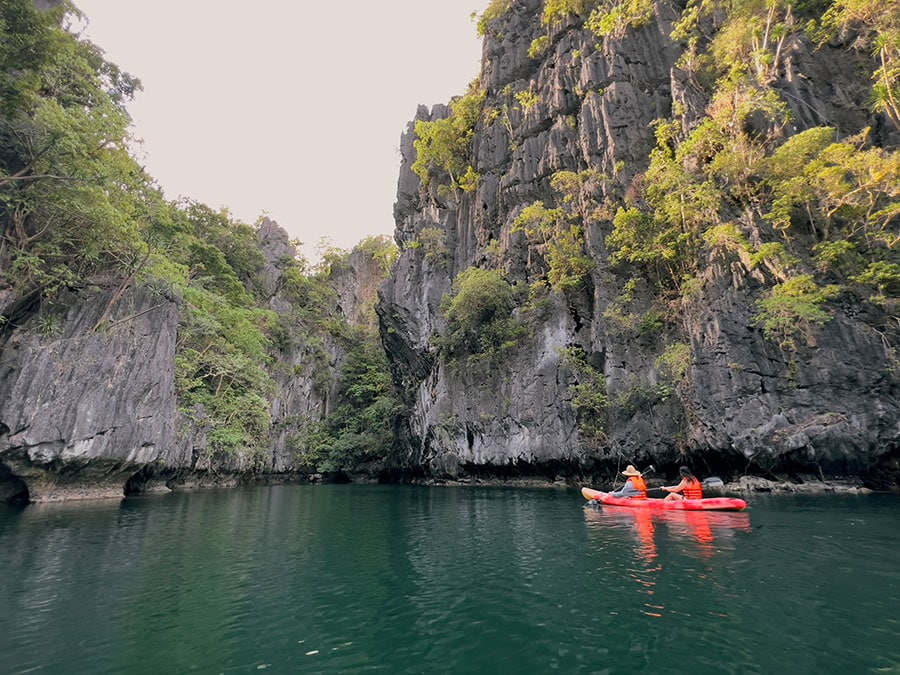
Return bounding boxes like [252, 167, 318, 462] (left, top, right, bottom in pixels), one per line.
[609, 465, 647, 498]
[662, 465, 703, 500]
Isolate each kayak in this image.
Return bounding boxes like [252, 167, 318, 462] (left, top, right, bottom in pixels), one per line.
[582, 486, 747, 511]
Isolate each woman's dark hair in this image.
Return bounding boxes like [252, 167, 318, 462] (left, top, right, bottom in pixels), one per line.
[679, 466, 693, 477]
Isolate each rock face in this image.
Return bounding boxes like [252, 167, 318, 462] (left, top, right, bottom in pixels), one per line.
[257, 218, 334, 474]
[0, 285, 178, 501]
[139, 219, 386, 487]
[0, 217, 393, 502]
[1, 3, 896, 500]
[377, 0, 899, 485]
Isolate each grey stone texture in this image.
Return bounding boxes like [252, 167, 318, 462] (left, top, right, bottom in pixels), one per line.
[377, 1, 899, 483]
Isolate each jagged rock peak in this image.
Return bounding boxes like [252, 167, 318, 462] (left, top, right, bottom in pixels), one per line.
[377, 0, 900, 486]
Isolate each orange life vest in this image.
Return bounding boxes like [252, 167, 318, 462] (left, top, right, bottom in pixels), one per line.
[683, 476, 703, 500]
[629, 475, 647, 499]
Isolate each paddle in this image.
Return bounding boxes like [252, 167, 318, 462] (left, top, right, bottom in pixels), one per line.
[646, 467, 725, 489]
[642, 468, 668, 492]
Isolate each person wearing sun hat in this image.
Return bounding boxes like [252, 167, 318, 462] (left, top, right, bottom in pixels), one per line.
[609, 465, 647, 499]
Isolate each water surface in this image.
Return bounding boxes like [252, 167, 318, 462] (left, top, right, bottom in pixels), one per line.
[1, 485, 897, 673]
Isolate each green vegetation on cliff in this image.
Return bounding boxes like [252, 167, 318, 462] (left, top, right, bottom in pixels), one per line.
[511, 169, 606, 292]
[152, 202, 276, 457]
[295, 325, 403, 474]
[411, 83, 484, 195]
[449, 0, 896, 363]
[291, 238, 405, 475]
[437, 267, 525, 364]
[0, 0, 291, 459]
[469, 0, 897, 359]
[602, 0, 899, 351]
[0, 1, 146, 307]
[416, 0, 899, 476]
[476, 0, 513, 36]
[0, 1, 402, 471]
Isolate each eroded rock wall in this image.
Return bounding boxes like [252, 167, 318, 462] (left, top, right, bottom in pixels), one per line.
[378, 0, 899, 485]
[0, 217, 393, 502]
[0, 285, 178, 501]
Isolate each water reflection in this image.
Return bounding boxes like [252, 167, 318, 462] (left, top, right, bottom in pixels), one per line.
[1, 488, 897, 673]
[583, 503, 752, 562]
[583, 503, 754, 619]
[663, 509, 751, 558]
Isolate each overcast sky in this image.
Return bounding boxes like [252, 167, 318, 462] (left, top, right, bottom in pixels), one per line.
[72, 1, 489, 260]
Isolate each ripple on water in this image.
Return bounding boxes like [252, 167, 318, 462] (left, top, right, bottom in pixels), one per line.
[0, 487, 897, 674]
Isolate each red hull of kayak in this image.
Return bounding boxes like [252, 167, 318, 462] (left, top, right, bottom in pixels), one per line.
[581, 486, 747, 511]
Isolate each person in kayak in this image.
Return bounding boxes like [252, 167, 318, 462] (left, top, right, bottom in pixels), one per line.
[609, 465, 647, 498]
[662, 466, 703, 500]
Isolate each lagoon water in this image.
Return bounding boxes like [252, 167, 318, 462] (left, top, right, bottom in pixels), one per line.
[0, 484, 898, 674]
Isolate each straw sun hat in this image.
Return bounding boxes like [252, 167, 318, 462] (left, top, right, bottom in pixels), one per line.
[621, 465, 642, 476]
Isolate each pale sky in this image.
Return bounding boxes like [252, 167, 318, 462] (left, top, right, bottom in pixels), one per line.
[72, 1, 489, 261]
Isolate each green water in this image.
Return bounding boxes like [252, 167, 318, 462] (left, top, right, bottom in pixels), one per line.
[0, 485, 897, 674]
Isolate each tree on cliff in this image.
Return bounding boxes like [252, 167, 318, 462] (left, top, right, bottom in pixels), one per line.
[381, 0, 900, 484]
[0, 2, 278, 463]
[0, 0, 151, 312]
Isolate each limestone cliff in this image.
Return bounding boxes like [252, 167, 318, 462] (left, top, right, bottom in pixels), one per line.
[2, 0, 402, 503]
[378, 0, 899, 487]
[0, 284, 178, 501]
[0, 219, 392, 502]
[136, 220, 394, 493]
[2, 0, 897, 501]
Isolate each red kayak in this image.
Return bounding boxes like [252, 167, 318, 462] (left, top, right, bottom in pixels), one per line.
[582, 486, 747, 511]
